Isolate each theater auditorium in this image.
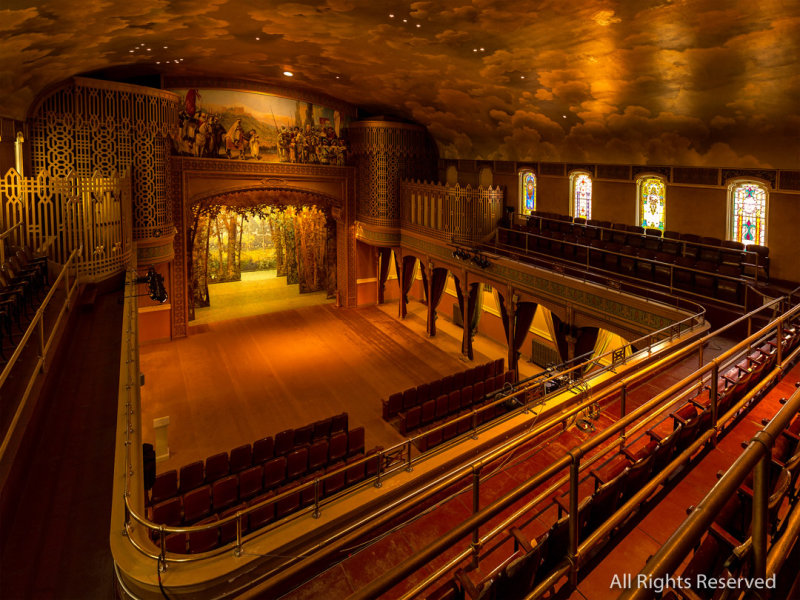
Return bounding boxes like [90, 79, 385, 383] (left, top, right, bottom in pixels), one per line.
[0, 2, 799, 599]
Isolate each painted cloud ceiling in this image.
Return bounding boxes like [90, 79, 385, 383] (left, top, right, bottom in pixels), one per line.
[1, 0, 799, 168]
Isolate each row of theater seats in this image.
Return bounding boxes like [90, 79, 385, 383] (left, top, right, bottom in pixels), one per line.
[382, 359, 505, 420]
[156, 446, 384, 555]
[430, 327, 798, 599]
[513, 210, 769, 280]
[401, 371, 517, 452]
[499, 230, 749, 304]
[148, 411, 350, 506]
[0, 244, 51, 361]
[662, 394, 800, 599]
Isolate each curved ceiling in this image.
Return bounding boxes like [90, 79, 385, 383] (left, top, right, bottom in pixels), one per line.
[2, 0, 799, 168]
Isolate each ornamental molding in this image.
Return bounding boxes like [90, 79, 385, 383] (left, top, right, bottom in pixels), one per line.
[401, 232, 682, 335]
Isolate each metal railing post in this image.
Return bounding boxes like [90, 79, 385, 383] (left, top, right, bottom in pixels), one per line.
[374, 451, 384, 488]
[471, 467, 481, 569]
[619, 384, 627, 450]
[568, 452, 580, 585]
[752, 453, 768, 580]
[38, 316, 45, 373]
[710, 363, 719, 434]
[776, 320, 783, 366]
[471, 410, 478, 440]
[313, 479, 321, 518]
[234, 512, 243, 556]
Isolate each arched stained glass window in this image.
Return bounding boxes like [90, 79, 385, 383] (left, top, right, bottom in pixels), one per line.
[729, 181, 767, 246]
[519, 171, 536, 215]
[570, 172, 592, 219]
[637, 176, 666, 231]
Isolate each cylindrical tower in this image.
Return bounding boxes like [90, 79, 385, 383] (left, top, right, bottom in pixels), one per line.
[348, 119, 437, 229]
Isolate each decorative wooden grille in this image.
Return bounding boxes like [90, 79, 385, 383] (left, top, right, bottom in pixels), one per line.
[349, 122, 437, 227]
[401, 180, 503, 245]
[29, 78, 178, 241]
[1, 167, 133, 281]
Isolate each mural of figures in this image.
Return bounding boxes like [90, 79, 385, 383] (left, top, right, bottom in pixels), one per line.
[171, 88, 349, 164]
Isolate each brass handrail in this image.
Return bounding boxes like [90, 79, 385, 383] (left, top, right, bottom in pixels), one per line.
[119, 292, 792, 576]
[120, 289, 707, 552]
[619, 383, 800, 600]
[492, 226, 754, 308]
[347, 301, 800, 600]
[0, 247, 82, 462]
[0, 222, 25, 263]
[512, 213, 764, 274]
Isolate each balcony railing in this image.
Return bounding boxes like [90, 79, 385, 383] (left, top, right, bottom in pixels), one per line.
[1, 167, 132, 281]
[401, 180, 503, 245]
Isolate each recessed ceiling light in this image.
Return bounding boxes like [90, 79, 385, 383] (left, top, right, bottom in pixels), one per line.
[256, 37, 260, 40]
[389, 13, 394, 18]
[146, 48, 151, 51]
[156, 61, 160, 64]
[335, 75, 340, 79]
[521, 76, 525, 79]
[416, 23, 420, 27]
[473, 48, 477, 52]
[562, 115, 567, 118]
[402, 19, 407, 23]
[480, 47, 485, 51]
[283, 71, 294, 77]
[163, 45, 168, 49]
[129, 50, 134, 53]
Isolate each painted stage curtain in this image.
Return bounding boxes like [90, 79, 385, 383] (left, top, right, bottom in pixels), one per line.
[427, 268, 449, 336]
[512, 302, 537, 372]
[420, 263, 429, 304]
[466, 284, 480, 359]
[400, 255, 417, 318]
[550, 313, 570, 365]
[498, 292, 510, 342]
[574, 326, 600, 367]
[377, 247, 391, 303]
[456, 280, 481, 360]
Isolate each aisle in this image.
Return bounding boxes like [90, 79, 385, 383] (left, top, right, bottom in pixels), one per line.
[0, 289, 122, 599]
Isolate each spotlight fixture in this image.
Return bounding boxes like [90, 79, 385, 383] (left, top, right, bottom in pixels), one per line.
[283, 71, 294, 77]
[131, 267, 168, 304]
[452, 247, 472, 261]
[471, 253, 491, 269]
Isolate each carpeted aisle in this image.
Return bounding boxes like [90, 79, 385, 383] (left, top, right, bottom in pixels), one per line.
[0, 289, 122, 599]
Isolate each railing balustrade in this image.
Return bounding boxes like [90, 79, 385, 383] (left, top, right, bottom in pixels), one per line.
[349, 299, 800, 600]
[1, 167, 132, 281]
[115, 280, 709, 565]
[401, 180, 503, 245]
[0, 247, 82, 465]
[620, 384, 800, 600]
[492, 226, 754, 308]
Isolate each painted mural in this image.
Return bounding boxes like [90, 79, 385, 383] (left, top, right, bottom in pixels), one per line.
[170, 88, 349, 164]
[3, 1, 799, 169]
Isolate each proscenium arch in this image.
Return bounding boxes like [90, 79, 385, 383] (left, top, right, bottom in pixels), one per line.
[186, 185, 341, 317]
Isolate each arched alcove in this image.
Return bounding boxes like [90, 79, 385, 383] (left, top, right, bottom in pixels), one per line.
[169, 157, 357, 338]
[187, 187, 339, 321]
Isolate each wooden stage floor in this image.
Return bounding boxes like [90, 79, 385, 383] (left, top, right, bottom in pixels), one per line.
[139, 300, 530, 474]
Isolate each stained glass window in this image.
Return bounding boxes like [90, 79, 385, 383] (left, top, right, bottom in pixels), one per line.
[730, 182, 767, 246]
[638, 176, 666, 231]
[519, 171, 536, 215]
[571, 172, 592, 219]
